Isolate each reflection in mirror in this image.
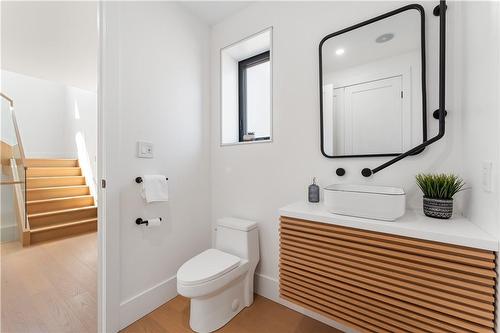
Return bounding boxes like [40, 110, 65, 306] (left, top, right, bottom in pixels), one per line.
[320, 7, 425, 158]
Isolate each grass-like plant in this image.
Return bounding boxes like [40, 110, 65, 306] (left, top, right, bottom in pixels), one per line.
[415, 174, 465, 200]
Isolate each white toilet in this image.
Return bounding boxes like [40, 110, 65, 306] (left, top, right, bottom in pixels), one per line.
[176, 217, 259, 333]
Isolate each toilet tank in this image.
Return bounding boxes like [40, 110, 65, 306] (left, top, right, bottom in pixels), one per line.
[216, 218, 259, 264]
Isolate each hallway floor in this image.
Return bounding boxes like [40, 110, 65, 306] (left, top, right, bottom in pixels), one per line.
[1, 232, 97, 333]
[121, 294, 340, 333]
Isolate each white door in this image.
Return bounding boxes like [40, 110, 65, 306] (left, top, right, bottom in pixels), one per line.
[344, 76, 405, 155]
[332, 88, 345, 155]
[322, 84, 334, 156]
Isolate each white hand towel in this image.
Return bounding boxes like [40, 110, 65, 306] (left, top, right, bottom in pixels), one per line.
[140, 175, 169, 203]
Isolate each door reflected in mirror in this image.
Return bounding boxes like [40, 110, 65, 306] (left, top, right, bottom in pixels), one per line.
[320, 6, 426, 158]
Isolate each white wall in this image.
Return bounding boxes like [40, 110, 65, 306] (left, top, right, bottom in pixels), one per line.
[1, 71, 97, 185]
[1, 1, 98, 91]
[458, 2, 500, 238]
[221, 52, 239, 144]
[101, 2, 211, 330]
[210, 0, 472, 326]
[1, 1, 98, 197]
[65, 86, 98, 194]
[97, 1, 500, 331]
[2, 70, 73, 158]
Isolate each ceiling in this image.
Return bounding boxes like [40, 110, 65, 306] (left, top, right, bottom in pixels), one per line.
[179, 1, 253, 26]
[0, 1, 250, 92]
[322, 9, 421, 73]
[1, 1, 98, 92]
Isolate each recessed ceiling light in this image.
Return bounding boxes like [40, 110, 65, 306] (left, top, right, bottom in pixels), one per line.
[335, 48, 345, 56]
[376, 33, 394, 43]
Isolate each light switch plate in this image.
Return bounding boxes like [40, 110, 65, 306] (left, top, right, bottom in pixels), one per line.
[137, 141, 153, 158]
[482, 161, 493, 192]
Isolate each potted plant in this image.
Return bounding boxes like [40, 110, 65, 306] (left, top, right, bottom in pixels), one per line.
[415, 173, 465, 219]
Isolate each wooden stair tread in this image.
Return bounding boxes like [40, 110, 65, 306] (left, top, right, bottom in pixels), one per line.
[27, 185, 89, 191]
[26, 176, 86, 189]
[27, 194, 95, 214]
[23, 158, 96, 245]
[27, 195, 93, 205]
[30, 218, 97, 233]
[26, 185, 90, 201]
[27, 158, 78, 161]
[26, 158, 79, 167]
[28, 205, 97, 218]
[27, 167, 81, 176]
[27, 167, 81, 170]
[29, 218, 97, 243]
[27, 176, 85, 180]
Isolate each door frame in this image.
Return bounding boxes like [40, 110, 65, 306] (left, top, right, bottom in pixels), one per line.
[97, 1, 105, 331]
[97, 2, 121, 332]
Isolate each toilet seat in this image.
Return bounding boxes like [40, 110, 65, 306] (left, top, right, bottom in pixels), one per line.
[177, 249, 241, 286]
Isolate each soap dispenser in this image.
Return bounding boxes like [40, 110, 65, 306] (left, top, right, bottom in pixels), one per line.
[308, 177, 320, 203]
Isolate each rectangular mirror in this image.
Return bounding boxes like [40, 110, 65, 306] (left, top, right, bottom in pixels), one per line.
[319, 5, 426, 158]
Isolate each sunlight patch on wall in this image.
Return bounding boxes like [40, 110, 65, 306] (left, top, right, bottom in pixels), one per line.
[75, 131, 96, 197]
[74, 100, 80, 119]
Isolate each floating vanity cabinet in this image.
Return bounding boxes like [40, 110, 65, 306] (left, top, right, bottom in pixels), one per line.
[279, 216, 497, 333]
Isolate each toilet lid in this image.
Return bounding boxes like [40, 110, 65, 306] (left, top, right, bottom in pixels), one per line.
[177, 249, 241, 286]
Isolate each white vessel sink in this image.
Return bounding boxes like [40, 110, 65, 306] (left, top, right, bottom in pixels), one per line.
[324, 184, 406, 221]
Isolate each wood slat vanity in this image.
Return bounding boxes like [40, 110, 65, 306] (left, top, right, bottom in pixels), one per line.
[279, 202, 498, 333]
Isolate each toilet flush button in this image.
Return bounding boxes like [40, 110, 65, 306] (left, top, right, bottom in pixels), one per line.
[231, 299, 240, 312]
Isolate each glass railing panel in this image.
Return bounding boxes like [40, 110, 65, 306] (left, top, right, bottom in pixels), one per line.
[1, 94, 27, 229]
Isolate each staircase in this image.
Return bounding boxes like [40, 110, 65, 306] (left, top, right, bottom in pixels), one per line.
[26, 158, 97, 245]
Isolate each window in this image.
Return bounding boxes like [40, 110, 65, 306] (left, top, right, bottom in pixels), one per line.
[220, 28, 272, 145]
[238, 51, 271, 142]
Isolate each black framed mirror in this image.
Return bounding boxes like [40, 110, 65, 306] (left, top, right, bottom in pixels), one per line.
[319, 4, 426, 158]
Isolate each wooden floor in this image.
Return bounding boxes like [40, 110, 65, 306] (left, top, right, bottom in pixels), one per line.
[1, 232, 339, 333]
[121, 294, 341, 333]
[1, 232, 97, 333]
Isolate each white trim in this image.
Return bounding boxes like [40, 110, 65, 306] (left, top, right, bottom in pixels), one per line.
[97, 2, 122, 333]
[494, 1, 500, 330]
[254, 273, 358, 333]
[119, 276, 178, 330]
[0, 224, 19, 243]
[220, 139, 272, 147]
[97, 1, 105, 332]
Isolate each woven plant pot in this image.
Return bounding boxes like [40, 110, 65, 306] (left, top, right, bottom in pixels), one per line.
[423, 197, 453, 219]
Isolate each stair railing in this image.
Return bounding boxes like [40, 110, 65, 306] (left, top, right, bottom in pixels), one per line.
[1, 92, 29, 238]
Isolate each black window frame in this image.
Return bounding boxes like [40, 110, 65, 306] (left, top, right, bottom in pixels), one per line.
[238, 50, 271, 142]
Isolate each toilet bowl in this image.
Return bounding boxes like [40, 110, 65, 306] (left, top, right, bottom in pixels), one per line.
[177, 218, 259, 333]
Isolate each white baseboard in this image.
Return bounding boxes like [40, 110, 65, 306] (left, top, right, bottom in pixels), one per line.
[119, 275, 177, 330]
[255, 273, 358, 333]
[117, 272, 358, 332]
[1, 224, 19, 243]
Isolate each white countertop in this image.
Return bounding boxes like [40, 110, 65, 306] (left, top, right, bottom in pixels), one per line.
[279, 201, 499, 251]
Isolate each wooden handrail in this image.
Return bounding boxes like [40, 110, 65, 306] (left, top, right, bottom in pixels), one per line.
[0, 179, 23, 185]
[0, 92, 13, 107]
[1, 92, 26, 167]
